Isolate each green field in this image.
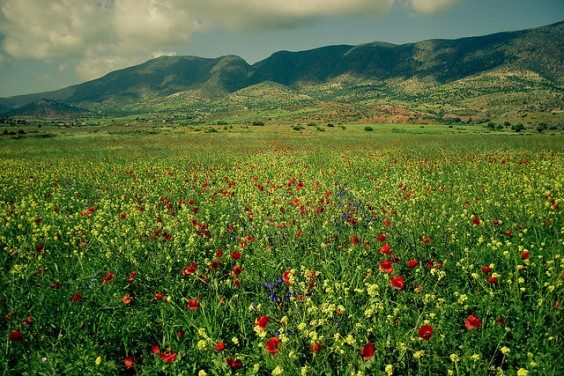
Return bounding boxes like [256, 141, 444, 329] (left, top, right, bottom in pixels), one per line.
[1, 124, 562, 375]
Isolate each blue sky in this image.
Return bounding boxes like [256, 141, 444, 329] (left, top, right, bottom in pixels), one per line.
[0, 0, 562, 97]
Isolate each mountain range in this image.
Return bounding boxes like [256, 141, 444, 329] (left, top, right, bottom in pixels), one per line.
[1, 21, 562, 124]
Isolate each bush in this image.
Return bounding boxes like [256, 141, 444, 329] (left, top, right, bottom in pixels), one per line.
[364, 126, 374, 132]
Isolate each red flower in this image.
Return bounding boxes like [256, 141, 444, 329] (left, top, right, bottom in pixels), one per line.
[154, 292, 164, 301]
[520, 251, 530, 260]
[177, 329, 185, 339]
[421, 235, 431, 244]
[123, 356, 135, 369]
[22, 316, 33, 326]
[406, 259, 419, 268]
[122, 294, 133, 305]
[465, 314, 481, 330]
[487, 276, 498, 284]
[50, 281, 61, 289]
[496, 316, 506, 325]
[359, 341, 375, 361]
[265, 336, 280, 354]
[282, 269, 292, 285]
[255, 315, 269, 330]
[181, 262, 198, 276]
[231, 264, 243, 277]
[383, 219, 391, 227]
[215, 341, 226, 352]
[151, 344, 161, 354]
[101, 272, 115, 285]
[349, 235, 360, 245]
[227, 357, 243, 371]
[231, 251, 241, 260]
[159, 351, 177, 362]
[187, 298, 200, 311]
[471, 215, 481, 225]
[418, 325, 433, 340]
[482, 265, 492, 274]
[127, 271, 138, 284]
[377, 233, 387, 242]
[380, 243, 392, 255]
[379, 259, 394, 274]
[310, 342, 322, 353]
[9, 329, 23, 342]
[216, 248, 224, 258]
[70, 292, 82, 302]
[390, 275, 405, 290]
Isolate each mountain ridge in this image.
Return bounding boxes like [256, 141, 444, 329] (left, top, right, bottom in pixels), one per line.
[1, 21, 562, 122]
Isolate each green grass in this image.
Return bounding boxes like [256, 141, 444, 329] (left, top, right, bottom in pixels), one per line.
[0, 126, 562, 375]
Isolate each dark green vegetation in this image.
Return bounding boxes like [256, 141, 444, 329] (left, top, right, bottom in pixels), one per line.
[1, 22, 562, 126]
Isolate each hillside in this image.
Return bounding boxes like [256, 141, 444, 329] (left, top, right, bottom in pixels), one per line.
[0, 21, 562, 123]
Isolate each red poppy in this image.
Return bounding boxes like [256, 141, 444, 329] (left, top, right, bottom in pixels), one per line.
[127, 271, 138, 284]
[187, 299, 200, 311]
[359, 341, 375, 361]
[231, 251, 241, 260]
[122, 294, 133, 305]
[421, 235, 431, 244]
[215, 341, 225, 351]
[282, 269, 292, 285]
[231, 264, 243, 277]
[418, 324, 433, 340]
[216, 248, 224, 257]
[482, 265, 492, 273]
[377, 233, 387, 242]
[380, 243, 392, 255]
[350, 235, 360, 245]
[255, 315, 269, 330]
[487, 276, 498, 284]
[379, 259, 394, 274]
[9, 329, 23, 342]
[520, 251, 530, 260]
[406, 259, 419, 268]
[151, 344, 161, 354]
[265, 336, 280, 354]
[471, 215, 481, 225]
[159, 351, 177, 362]
[177, 329, 185, 339]
[383, 219, 391, 227]
[310, 342, 322, 353]
[181, 262, 198, 276]
[227, 357, 243, 371]
[465, 314, 481, 330]
[70, 292, 82, 302]
[22, 316, 33, 326]
[210, 259, 220, 270]
[496, 316, 506, 325]
[123, 356, 135, 369]
[101, 272, 115, 285]
[154, 292, 164, 301]
[390, 275, 405, 290]
[50, 281, 61, 289]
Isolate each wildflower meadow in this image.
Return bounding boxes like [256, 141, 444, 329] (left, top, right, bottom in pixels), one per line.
[1, 125, 562, 375]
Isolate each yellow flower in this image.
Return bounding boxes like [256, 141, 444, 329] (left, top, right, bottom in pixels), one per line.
[517, 369, 528, 376]
[470, 353, 481, 361]
[272, 366, 284, 376]
[385, 364, 393, 376]
[413, 350, 425, 360]
[198, 371, 208, 376]
[450, 353, 460, 363]
[197, 339, 207, 350]
[95, 356, 102, 366]
[198, 327, 207, 337]
[501, 346, 510, 355]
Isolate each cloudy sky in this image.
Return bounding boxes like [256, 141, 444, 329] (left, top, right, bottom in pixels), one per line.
[0, 0, 562, 97]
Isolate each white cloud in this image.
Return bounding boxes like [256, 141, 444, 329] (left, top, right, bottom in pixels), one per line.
[409, 0, 459, 14]
[0, 0, 458, 80]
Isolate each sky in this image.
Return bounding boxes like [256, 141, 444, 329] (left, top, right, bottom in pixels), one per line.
[0, 0, 562, 97]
